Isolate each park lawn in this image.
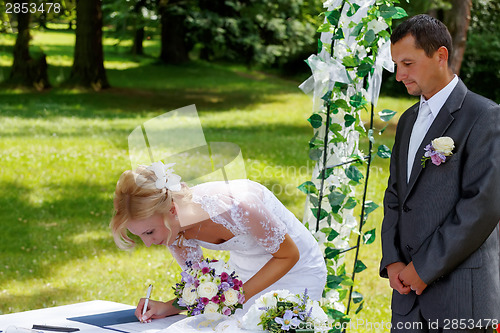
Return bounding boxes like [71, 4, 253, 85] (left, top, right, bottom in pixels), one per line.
[0, 29, 417, 332]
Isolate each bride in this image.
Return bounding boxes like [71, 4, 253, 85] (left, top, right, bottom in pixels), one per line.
[110, 161, 327, 324]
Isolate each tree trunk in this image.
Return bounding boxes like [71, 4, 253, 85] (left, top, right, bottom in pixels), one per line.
[443, 0, 472, 75]
[8, 0, 50, 90]
[67, 0, 109, 90]
[131, 26, 145, 55]
[131, 0, 146, 56]
[159, 2, 189, 64]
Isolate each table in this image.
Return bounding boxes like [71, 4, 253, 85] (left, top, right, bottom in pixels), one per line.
[0, 301, 183, 333]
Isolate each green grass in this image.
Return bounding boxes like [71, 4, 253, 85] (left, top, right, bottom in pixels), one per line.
[0, 29, 417, 331]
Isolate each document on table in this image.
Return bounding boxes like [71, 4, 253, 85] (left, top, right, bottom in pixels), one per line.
[68, 309, 185, 332]
[108, 315, 185, 332]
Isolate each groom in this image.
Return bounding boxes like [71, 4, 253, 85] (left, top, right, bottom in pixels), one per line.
[380, 14, 500, 332]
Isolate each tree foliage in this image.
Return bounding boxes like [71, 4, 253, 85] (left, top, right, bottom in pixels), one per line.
[461, 0, 500, 103]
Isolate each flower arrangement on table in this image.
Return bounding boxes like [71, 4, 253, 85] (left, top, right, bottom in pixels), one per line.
[173, 258, 245, 316]
[242, 289, 329, 333]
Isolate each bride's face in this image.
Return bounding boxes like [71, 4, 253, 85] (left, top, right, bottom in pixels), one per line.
[127, 212, 180, 247]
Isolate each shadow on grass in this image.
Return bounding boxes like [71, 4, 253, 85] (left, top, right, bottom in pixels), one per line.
[0, 60, 302, 119]
[0, 181, 119, 285]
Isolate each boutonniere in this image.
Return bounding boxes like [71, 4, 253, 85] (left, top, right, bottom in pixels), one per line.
[421, 136, 455, 167]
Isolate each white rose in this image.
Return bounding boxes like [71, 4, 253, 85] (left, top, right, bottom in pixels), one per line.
[223, 289, 239, 306]
[182, 285, 198, 305]
[432, 137, 454, 155]
[197, 282, 219, 299]
[203, 301, 220, 314]
[241, 305, 265, 331]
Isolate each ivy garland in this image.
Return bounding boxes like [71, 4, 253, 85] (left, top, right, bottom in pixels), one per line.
[299, 0, 407, 330]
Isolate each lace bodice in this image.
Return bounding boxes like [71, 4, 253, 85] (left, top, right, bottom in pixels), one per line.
[168, 179, 289, 268]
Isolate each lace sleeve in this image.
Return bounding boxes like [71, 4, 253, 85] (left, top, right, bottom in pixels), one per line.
[168, 239, 203, 270]
[235, 191, 288, 254]
[192, 180, 289, 254]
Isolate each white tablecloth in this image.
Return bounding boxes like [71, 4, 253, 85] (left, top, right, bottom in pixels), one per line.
[0, 301, 183, 333]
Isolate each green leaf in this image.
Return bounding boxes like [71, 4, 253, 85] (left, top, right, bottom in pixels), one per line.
[364, 29, 376, 45]
[344, 197, 357, 209]
[317, 22, 331, 33]
[352, 291, 364, 304]
[344, 114, 356, 127]
[342, 55, 360, 67]
[317, 39, 323, 54]
[326, 275, 344, 289]
[377, 144, 392, 159]
[327, 308, 347, 320]
[332, 28, 344, 40]
[309, 149, 323, 161]
[326, 10, 341, 25]
[311, 208, 329, 221]
[308, 114, 323, 129]
[347, 3, 360, 17]
[364, 228, 376, 244]
[334, 98, 350, 110]
[338, 288, 348, 301]
[350, 22, 364, 37]
[393, 6, 408, 19]
[357, 62, 372, 78]
[364, 201, 379, 215]
[345, 165, 364, 183]
[321, 90, 332, 102]
[379, 5, 398, 19]
[354, 260, 367, 273]
[297, 181, 318, 194]
[349, 92, 367, 108]
[318, 167, 335, 180]
[355, 301, 364, 314]
[327, 229, 340, 241]
[379, 109, 397, 121]
[309, 194, 319, 207]
[332, 212, 343, 224]
[325, 246, 340, 258]
[328, 191, 344, 213]
[341, 276, 354, 286]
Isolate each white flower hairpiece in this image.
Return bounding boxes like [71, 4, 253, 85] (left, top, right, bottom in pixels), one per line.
[147, 161, 182, 192]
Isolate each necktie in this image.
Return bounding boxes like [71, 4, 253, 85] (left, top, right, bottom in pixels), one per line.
[407, 102, 432, 182]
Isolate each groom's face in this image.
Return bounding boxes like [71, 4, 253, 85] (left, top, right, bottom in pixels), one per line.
[391, 34, 443, 100]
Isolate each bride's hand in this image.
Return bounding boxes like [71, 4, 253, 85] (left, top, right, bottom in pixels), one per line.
[134, 298, 170, 323]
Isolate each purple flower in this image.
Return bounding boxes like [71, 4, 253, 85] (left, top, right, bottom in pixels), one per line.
[222, 306, 232, 316]
[275, 310, 300, 330]
[430, 153, 445, 166]
[202, 267, 210, 275]
[220, 272, 229, 282]
[201, 297, 210, 305]
[238, 292, 245, 304]
[181, 271, 195, 284]
[211, 296, 220, 304]
[219, 282, 230, 291]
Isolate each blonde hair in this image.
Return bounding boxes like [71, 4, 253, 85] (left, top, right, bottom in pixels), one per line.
[110, 166, 191, 250]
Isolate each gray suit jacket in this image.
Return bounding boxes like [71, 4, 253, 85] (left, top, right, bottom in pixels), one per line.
[380, 79, 500, 323]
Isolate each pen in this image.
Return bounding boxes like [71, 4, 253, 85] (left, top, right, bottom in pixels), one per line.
[141, 284, 153, 322]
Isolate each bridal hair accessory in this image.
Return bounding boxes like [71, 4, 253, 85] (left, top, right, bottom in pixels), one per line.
[147, 161, 182, 192]
[421, 136, 455, 167]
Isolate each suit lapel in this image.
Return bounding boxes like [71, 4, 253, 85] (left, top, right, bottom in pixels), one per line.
[398, 104, 418, 196]
[403, 80, 468, 201]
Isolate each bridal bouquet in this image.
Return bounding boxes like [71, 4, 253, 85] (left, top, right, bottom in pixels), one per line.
[173, 259, 245, 316]
[242, 289, 329, 333]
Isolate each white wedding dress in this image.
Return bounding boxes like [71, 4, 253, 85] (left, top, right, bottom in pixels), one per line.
[164, 179, 327, 332]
